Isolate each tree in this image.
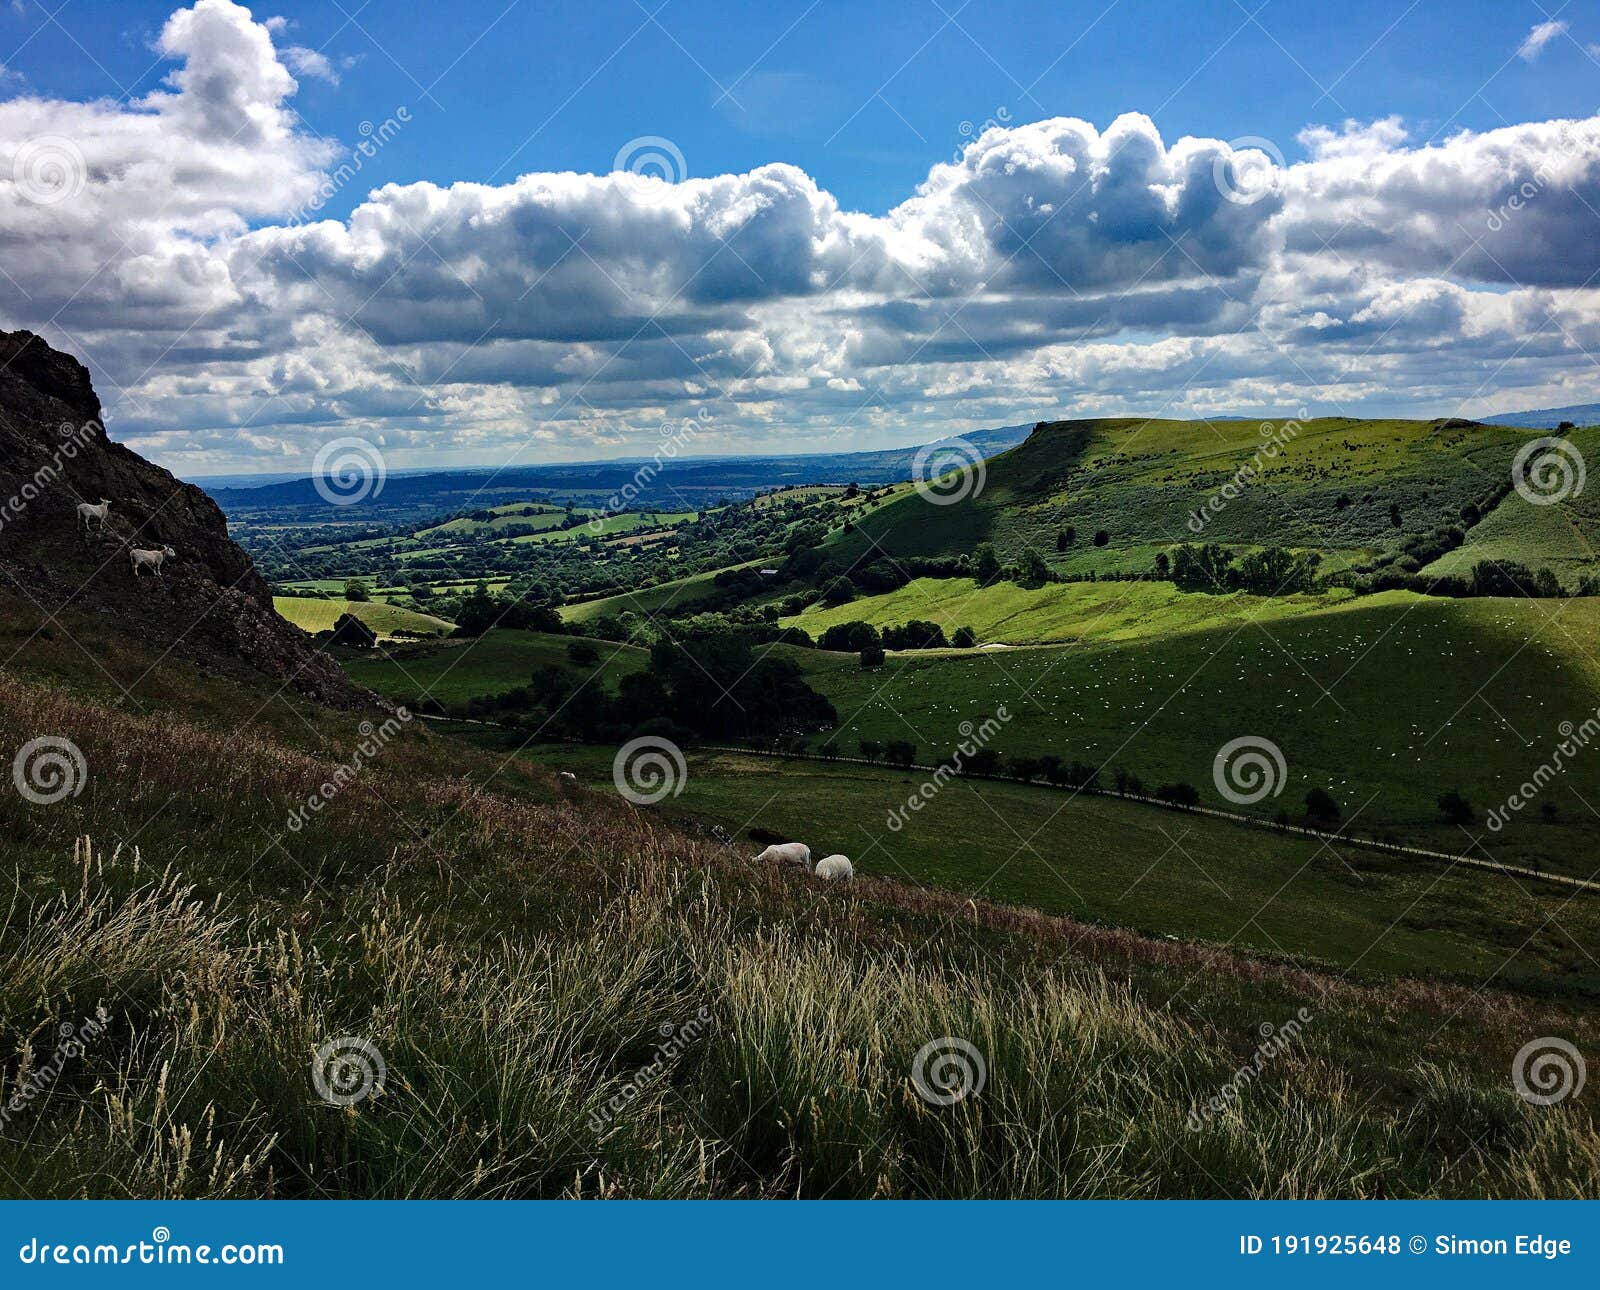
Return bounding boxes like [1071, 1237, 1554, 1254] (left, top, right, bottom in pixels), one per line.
[820, 621, 880, 652]
[1436, 790, 1475, 826]
[1056, 526, 1075, 551]
[328, 612, 377, 647]
[858, 739, 884, 762]
[859, 644, 885, 669]
[1153, 551, 1170, 579]
[1304, 788, 1341, 825]
[567, 640, 600, 666]
[344, 578, 371, 602]
[1155, 782, 1200, 809]
[952, 626, 976, 648]
[1008, 756, 1044, 782]
[1015, 548, 1051, 587]
[1092, 529, 1110, 547]
[884, 739, 917, 768]
[821, 576, 856, 607]
[962, 748, 1002, 776]
[974, 543, 1002, 585]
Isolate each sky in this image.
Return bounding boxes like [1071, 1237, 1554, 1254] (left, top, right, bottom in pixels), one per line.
[1, 0, 1599, 476]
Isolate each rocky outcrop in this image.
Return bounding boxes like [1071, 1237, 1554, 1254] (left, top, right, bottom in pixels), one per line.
[0, 330, 365, 706]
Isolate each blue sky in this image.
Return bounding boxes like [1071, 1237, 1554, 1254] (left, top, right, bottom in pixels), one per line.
[2, 0, 1599, 474]
[10, 0, 1595, 219]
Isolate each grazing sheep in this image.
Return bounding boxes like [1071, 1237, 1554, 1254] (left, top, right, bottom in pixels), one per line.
[128, 545, 176, 578]
[76, 499, 111, 535]
[812, 854, 854, 881]
[754, 841, 810, 867]
[558, 771, 578, 783]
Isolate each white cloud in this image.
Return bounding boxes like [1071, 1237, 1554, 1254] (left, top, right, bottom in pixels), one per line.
[1518, 20, 1567, 61]
[4, 0, 1600, 474]
[282, 45, 338, 84]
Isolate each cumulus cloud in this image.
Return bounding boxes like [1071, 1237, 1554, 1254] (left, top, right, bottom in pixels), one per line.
[4, 0, 1600, 474]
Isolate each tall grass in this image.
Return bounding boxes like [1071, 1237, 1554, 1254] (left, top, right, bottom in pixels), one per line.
[0, 662, 1595, 1198]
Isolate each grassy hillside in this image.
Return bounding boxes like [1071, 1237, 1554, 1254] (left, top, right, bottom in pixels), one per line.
[786, 577, 1354, 645]
[342, 630, 647, 706]
[273, 596, 456, 639]
[561, 562, 761, 624]
[831, 416, 1561, 579]
[1, 596, 1596, 1198]
[520, 745, 1600, 990]
[785, 591, 1600, 879]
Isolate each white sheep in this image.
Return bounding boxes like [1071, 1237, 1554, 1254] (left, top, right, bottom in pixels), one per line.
[558, 771, 578, 783]
[754, 841, 810, 867]
[812, 854, 854, 881]
[128, 545, 176, 578]
[76, 499, 111, 535]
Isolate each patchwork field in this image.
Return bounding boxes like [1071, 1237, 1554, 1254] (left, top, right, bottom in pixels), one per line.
[343, 630, 647, 705]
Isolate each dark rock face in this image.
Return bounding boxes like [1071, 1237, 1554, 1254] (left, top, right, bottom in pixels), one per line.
[0, 330, 365, 707]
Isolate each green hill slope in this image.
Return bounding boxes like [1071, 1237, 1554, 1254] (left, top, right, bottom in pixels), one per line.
[833, 416, 1554, 579]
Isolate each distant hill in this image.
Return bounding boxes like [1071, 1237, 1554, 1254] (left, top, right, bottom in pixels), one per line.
[830, 414, 1600, 589]
[203, 423, 1036, 521]
[1480, 402, 1600, 428]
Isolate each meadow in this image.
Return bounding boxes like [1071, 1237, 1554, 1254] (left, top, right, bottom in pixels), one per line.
[272, 596, 456, 639]
[1, 597, 1596, 1199]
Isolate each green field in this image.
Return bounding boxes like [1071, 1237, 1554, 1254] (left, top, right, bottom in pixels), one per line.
[786, 576, 1355, 645]
[780, 590, 1600, 878]
[273, 596, 456, 639]
[518, 744, 1600, 991]
[561, 560, 761, 624]
[342, 629, 647, 705]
